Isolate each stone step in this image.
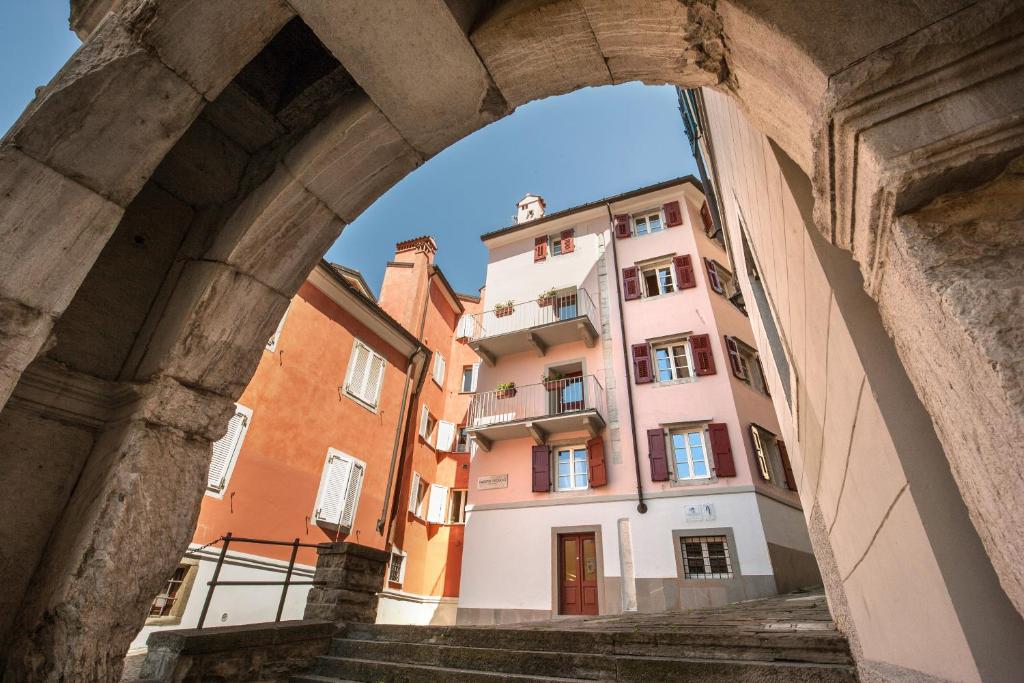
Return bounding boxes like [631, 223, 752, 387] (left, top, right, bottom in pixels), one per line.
[304, 652, 858, 682]
[341, 623, 852, 664]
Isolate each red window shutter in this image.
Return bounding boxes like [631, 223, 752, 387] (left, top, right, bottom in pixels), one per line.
[586, 437, 607, 487]
[707, 423, 736, 477]
[647, 428, 670, 481]
[613, 214, 631, 239]
[622, 266, 641, 301]
[690, 334, 716, 375]
[674, 254, 696, 289]
[700, 201, 714, 234]
[534, 236, 547, 262]
[532, 445, 551, 492]
[725, 336, 746, 379]
[663, 200, 683, 227]
[560, 228, 575, 254]
[778, 440, 797, 491]
[756, 357, 771, 397]
[704, 258, 723, 293]
[632, 343, 653, 384]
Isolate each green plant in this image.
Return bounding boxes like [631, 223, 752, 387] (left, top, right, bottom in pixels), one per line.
[541, 371, 563, 383]
[538, 287, 557, 300]
[496, 381, 516, 391]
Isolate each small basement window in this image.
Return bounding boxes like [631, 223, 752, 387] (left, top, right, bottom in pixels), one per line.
[680, 535, 733, 579]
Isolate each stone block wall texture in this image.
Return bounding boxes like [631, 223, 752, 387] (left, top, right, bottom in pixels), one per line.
[303, 542, 390, 624]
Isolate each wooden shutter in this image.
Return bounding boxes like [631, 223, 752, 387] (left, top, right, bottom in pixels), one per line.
[419, 405, 429, 438]
[561, 228, 575, 254]
[315, 450, 352, 526]
[471, 362, 480, 391]
[750, 425, 770, 480]
[704, 258, 724, 293]
[707, 423, 736, 477]
[690, 334, 716, 375]
[340, 461, 364, 528]
[632, 343, 653, 384]
[534, 236, 547, 261]
[436, 420, 456, 451]
[756, 357, 771, 397]
[647, 428, 670, 481]
[674, 254, 696, 289]
[586, 437, 607, 487]
[427, 483, 448, 523]
[725, 336, 746, 379]
[700, 201, 714, 234]
[613, 214, 631, 238]
[208, 405, 251, 492]
[663, 200, 683, 227]
[532, 445, 551, 492]
[622, 266, 641, 301]
[778, 440, 797, 491]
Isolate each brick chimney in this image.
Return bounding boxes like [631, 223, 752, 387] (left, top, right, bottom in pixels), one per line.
[378, 236, 437, 333]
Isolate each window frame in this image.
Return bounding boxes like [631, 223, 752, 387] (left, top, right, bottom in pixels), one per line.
[409, 472, 429, 519]
[343, 338, 387, 411]
[549, 234, 564, 256]
[448, 489, 468, 524]
[554, 443, 590, 492]
[454, 426, 470, 453]
[419, 405, 437, 447]
[632, 209, 665, 236]
[145, 559, 200, 625]
[679, 535, 734, 579]
[640, 260, 676, 298]
[749, 424, 788, 487]
[733, 338, 769, 395]
[387, 548, 408, 585]
[652, 339, 694, 383]
[669, 427, 712, 482]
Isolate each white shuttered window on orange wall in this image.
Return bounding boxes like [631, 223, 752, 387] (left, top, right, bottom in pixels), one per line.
[207, 404, 253, 495]
[344, 339, 386, 409]
[313, 449, 366, 530]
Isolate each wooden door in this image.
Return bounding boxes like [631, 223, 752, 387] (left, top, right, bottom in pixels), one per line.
[558, 532, 598, 615]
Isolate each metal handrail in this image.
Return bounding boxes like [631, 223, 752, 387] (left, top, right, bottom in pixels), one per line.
[195, 533, 330, 628]
[468, 375, 606, 429]
[467, 288, 598, 342]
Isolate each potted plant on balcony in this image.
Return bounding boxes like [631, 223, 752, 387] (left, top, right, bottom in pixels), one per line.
[541, 372, 564, 391]
[537, 287, 557, 307]
[495, 382, 517, 399]
[494, 300, 515, 318]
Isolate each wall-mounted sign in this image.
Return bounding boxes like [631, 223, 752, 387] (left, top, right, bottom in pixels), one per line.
[685, 502, 716, 522]
[477, 474, 508, 490]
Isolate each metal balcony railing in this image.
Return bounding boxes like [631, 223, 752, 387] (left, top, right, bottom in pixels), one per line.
[468, 375, 606, 429]
[467, 289, 598, 342]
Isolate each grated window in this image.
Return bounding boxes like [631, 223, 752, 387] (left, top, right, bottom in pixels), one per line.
[680, 535, 734, 579]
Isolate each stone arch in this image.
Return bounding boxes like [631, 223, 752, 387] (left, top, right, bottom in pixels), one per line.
[0, 0, 1021, 680]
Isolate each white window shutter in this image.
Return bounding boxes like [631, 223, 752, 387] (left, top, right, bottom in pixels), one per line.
[433, 351, 446, 385]
[315, 450, 352, 526]
[266, 307, 288, 352]
[419, 405, 429, 438]
[208, 405, 252, 492]
[436, 421, 456, 451]
[409, 472, 422, 513]
[365, 353, 386, 406]
[471, 362, 480, 392]
[340, 462, 365, 528]
[345, 342, 370, 397]
[427, 484, 448, 523]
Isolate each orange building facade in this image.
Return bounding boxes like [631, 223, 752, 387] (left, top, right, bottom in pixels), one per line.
[132, 238, 478, 649]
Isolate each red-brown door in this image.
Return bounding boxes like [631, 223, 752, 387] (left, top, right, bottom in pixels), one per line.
[558, 533, 598, 615]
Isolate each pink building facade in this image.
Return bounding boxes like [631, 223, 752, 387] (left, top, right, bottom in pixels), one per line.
[458, 178, 819, 624]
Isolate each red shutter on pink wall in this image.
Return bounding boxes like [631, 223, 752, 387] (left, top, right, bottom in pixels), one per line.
[708, 423, 736, 477]
[663, 201, 683, 227]
[532, 445, 551, 492]
[700, 201, 714, 234]
[674, 254, 696, 289]
[622, 266, 641, 301]
[778, 440, 797, 491]
[691, 334, 716, 375]
[586, 437, 607, 487]
[613, 214, 631, 239]
[632, 343, 653, 384]
[534, 236, 547, 262]
[647, 428, 670, 481]
[725, 336, 746, 379]
[704, 258, 724, 293]
[561, 229, 575, 254]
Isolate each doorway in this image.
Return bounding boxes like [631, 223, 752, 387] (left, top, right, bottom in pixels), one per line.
[558, 532, 598, 615]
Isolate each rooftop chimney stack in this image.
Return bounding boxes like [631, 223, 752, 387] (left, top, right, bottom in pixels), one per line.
[515, 194, 545, 224]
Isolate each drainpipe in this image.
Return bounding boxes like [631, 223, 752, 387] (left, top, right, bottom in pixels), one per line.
[606, 203, 648, 514]
[376, 346, 426, 534]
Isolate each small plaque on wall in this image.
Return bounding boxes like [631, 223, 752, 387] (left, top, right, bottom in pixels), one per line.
[477, 474, 508, 490]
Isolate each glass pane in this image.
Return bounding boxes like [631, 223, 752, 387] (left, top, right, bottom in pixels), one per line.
[563, 539, 578, 581]
[656, 348, 672, 380]
[671, 433, 685, 449]
[575, 473, 588, 488]
[558, 450, 570, 463]
[688, 432, 702, 448]
[558, 462, 570, 475]
[636, 217, 647, 234]
[574, 448, 587, 461]
[649, 215, 662, 231]
[643, 271, 659, 295]
[677, 459, 691, 479]
[558, 475, 570, 490]
[577, 460, 588, 474]
[582, 539, 597, 580]
[692, 460, 707, 477]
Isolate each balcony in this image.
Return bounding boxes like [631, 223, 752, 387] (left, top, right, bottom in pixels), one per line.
[467, 289, 599, 365]
[466, 376, 606, 451]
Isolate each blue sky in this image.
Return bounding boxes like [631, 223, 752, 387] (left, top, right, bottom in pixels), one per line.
[2, 5, 697, 295]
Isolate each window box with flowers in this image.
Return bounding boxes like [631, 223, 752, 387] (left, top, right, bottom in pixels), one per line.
[537, 288, 557, 307]
[495, 301, 515, 318]
[496, 382, 517, 399]
[541, 372, 564, 391]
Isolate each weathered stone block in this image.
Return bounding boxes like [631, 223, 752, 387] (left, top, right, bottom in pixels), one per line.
[303, 542, 388, 624]
[0, 299, 55, 409]
[3, 14, 204, 206]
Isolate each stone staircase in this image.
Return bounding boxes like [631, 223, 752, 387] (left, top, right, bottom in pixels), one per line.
[292, 591, 857, 682]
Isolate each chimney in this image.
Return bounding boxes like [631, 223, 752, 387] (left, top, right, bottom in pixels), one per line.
[515, 194, 545, 224]
[378, 236, 437, 332]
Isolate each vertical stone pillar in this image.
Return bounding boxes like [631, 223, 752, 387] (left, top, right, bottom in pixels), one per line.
[303, 543, 390, 623]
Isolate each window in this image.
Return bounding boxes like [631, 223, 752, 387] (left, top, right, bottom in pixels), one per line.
[448, 489, 468, 524]
[435, 420, 456, 451]
[455, 426, 470, 453]
[419, 405, 437, 446]
[344, 339, 386, 409]
[555, 445, 589, 491]
[548, 229, 574, 256]
[461, 363, 479, 393]
[388, 549, 407, 584]
[749, 424, 794, 491]
[680, 535, 734, 579]
[207, 404, 253, 495]
[550, 236, 564, 256]
[409, 472, 429, 518]
[641, 262, 675, 297]
[147, 562, 198, 621]
[633, 210, 664, 236]
[432, 350, 446, 386]
[670, 428, 710, 480]
[726, 336, 769, 395]
[265, 306, 288, 352]
[653, 340, 693, 382]
[313, 449, 366, 530]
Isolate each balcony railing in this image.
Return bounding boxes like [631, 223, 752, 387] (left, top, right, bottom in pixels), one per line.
[465, 289, 600, 364]
[467, 375, 606, 449]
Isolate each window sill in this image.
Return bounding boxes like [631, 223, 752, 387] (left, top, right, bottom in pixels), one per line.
[418, 436, 437, 451]
[343, 390, 380, 414]
[145, 615, 183, 627]
[639, 288, 687, 302]
[669, 476, 717, 488]
[653, 376, 697, 388]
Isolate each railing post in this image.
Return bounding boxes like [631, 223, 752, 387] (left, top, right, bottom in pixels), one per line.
[275, 538, 300, 622]
[197, 532, 230, 629]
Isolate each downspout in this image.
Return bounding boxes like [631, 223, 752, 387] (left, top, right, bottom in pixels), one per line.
[376, 346, 426, 534]
[606, 203, 648, 514]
